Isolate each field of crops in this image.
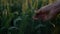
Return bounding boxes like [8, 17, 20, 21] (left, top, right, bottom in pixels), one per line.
[0, 0, 60, 34]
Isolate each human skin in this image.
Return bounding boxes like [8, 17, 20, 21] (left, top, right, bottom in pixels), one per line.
[33, 0, 60, 34]
[33, 1, 60, 21]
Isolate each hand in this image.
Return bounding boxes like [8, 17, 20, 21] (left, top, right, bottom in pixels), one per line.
[33, 3, 60, 21]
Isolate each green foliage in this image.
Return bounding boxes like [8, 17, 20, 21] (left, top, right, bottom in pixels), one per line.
[0, 0, 60, 34]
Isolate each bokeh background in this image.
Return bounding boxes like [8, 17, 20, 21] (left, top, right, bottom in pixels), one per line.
[0, 0, 60, 34]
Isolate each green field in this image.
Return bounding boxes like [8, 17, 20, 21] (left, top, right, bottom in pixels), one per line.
[0, 0, 60, 34]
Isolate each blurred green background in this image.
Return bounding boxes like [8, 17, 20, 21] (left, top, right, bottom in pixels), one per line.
[0, 0, 60, 34]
